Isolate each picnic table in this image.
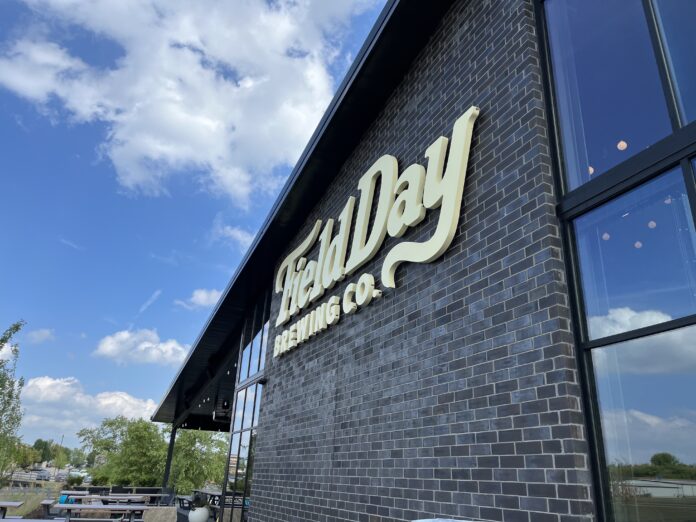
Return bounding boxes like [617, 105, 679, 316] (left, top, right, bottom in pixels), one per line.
[67, 495, 147, 504]
[0, 502, 23, 519]
[54, 503, 151, 522]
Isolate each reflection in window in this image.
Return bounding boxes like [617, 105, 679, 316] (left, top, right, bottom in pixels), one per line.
[653, 0, 696, 125]
[258, 320, 269, 372]
[545, 0, 672, 189]
[592, 325, 696, 521]
[574, 167, 696, 339]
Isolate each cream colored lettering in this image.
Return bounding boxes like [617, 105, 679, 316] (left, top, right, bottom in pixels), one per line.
[297, 260, 316, 309]
[387, 163, 426, 238]
[355, 273, 379, 307]
[316, 303, 328, 331]
[309, 219, 333, 303]
[345, 155, 398, 275]
[382, 106, 479, 287]
[342, 283, 357, 314]
[275, 221, 322, 326]
[326, 296, 341, 325]
[322, 198, 355, 290]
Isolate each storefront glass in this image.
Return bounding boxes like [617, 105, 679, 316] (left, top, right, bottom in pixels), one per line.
[653, 0, 696, 125]
[545, 0, 671, 190]
[222, 293, 269, 522]
[544, 2, 696, 520]
[593, 326, 696, 521]
[574, 167, 696, 340]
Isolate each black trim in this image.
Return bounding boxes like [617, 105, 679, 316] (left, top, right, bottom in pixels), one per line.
[583, 312, 696, 351]
[559, 121, 696, 220]
[642, 0, 682, 130]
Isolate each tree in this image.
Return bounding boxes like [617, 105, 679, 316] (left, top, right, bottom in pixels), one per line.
[651, 452, 680, 467]
[0, 321, 25, 482]
[110, 419, 166, 486]
[14, 443, 40, 469]
[170, 430, 228, 494]
[70, 448, 87, 468]
[53, 446, 69, 470]
[78, 416, 129, 459]
[33, 439, 55, 463]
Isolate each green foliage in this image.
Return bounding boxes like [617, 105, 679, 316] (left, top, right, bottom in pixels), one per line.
[609, 452, 696, 487]
[70, 448, 87, 468]
[0, 321, 25, 483]
[66, 475, 84, 487]
[80, 417, 226, 491]
[53, 446, 69, 470]
[650, 452, 680, 467]
[109, 419, 166, 486]
[13, 443, 40, 469]
[78, 416, 129, 458]
[32, 439, 54, 463]
[169, 430, 228, 494]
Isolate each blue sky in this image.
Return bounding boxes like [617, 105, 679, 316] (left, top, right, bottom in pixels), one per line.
[0, 0, 386, 447]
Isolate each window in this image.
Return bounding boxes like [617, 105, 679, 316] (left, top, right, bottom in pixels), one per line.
[592, 326, 696, 522]
[574, 167, 696, 340]
[545, 0, 672, 189]
[653, 0, 696, 125]
[541, 2, 696, 521]
[221, 292, 270, 522]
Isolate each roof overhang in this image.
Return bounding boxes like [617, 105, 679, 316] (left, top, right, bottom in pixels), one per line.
[151, 0, 456, 430]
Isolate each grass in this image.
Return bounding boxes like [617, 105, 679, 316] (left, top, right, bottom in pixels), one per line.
[0, 482, 62, 517]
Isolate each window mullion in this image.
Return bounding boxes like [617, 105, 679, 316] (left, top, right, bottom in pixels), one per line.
[641, 0, 683, 130]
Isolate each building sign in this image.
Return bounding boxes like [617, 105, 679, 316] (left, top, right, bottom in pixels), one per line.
[273, 106, 480, 357]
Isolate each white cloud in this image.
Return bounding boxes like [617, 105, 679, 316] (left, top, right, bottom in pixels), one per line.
[175, 288, 222, 310]
[137, 289, 162, 314]
[601, 408, 696, 465]
[212, 215, 256, 252]
[94, 328, 188, 366]
[0, 344, 15, 362]
[589, 307, 672, 339]
[21, 376, 156, 446]
[25, 328, 55, 344]
[0, 0, 382, 207]
[590, 308, 696, 374]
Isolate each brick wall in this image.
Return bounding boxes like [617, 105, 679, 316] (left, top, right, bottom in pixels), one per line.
[249, 0, 595, 520]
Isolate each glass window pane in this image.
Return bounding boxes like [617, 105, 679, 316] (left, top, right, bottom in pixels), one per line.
[234, 431, 251, 494]
[242, 386, 255, 430]
[592, 325, 696, 522]
[575, 167, 696, 340]
[239, 343, 251, 382]
[653, 0, 696, 125]
[227, 432, 240, 489]
[259, 320, 269, 371]
[244, 430, 257, 505]
[233, 389, 246, 432]
[545, 0, 672, 189]
[252, 384, 263, 428]
[248, 321, 262, 378]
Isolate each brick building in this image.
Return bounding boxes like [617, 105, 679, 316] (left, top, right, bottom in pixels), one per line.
[153, 1, 696, 521]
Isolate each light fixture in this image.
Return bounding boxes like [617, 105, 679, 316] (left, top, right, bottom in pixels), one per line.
[634, 241, 643, 249]
[648, 221, 657, 229]
[665, 197, 673, 205]
[602, 232, 610, 241]
[588, 166, 595, 175]
[617, 140, 628, 151]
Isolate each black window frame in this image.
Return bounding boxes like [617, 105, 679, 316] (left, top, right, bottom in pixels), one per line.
[219, 290, 270, 522]
[533, 1, 696, 520]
